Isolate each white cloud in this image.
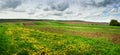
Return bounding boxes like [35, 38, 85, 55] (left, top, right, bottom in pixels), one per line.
[0, 0, 120, 22]
[0, 11, 29, 18]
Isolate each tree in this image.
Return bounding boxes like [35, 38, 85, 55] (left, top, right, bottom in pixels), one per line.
[109, 19, 120, 26]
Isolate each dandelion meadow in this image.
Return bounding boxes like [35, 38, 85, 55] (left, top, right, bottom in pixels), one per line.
[0, 20, 120, 55]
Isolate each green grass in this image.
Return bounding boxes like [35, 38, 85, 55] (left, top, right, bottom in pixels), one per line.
[32, 21, 120, 33]
[0, 21, 120, 55]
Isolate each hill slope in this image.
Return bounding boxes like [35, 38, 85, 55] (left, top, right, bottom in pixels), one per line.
[0, 22, 120, 55]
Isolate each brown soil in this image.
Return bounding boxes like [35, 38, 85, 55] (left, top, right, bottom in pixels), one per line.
[62, 21, 108, 25]
[68, 31, 120, 44]
[23, 22, 35, 26]
[38, 27, 120, 44]
[111, 34, 120, 44]
[39, 27, 66, 34]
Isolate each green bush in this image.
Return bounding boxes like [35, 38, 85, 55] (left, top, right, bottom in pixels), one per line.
[16, 22, 24, 26]
[109, 19, 120, 26]
[34, 22, 42, 25]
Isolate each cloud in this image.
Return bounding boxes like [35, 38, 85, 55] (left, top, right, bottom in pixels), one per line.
[95, 0, 120, 7]
[0, 0, 23, 10]
[65, 11, 73, 14]
[53, 12, 63, 16]
[49, 1, 69, 11]
[0, 0, 120, 22]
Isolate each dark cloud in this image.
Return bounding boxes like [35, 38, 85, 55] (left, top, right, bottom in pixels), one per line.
[96, 0, 118, 7]
[65, 11, 73, 14]
[56, 2, 69, 11]
[50, 2, 69, 11]
[93, 0, 120, 7]
[28, 12, 35, 15]
[27, 9, 36, 15]
[79, 0, 120, 8]
[43, 8, 50, 11]
[77, 13, 82, 16]
[0, 0, 22, 10]
[53, 13, 63, 16]
[12, 9, 26, 12]
[36, 4, 42, 9]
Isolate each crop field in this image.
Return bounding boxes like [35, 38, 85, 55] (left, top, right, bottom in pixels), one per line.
[0, 20, 120, 55]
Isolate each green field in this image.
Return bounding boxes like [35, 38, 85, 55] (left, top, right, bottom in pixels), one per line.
[0, 20, 120, 55]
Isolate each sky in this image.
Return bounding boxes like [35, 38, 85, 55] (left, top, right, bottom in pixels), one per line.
[0, 0, 120, 22]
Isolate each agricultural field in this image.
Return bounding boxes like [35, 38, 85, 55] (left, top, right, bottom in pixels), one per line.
[0, 20, 120, 55]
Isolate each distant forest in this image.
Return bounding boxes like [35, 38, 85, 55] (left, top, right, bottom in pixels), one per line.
[0, 19, 54, 22]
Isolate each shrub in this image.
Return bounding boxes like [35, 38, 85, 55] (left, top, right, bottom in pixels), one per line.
[109, 19, 120, 26]
[16, 22, 24, 26]
[34, 22, 42, 25]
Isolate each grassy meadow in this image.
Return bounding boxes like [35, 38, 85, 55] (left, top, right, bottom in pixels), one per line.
[0, 20, 120, 55]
